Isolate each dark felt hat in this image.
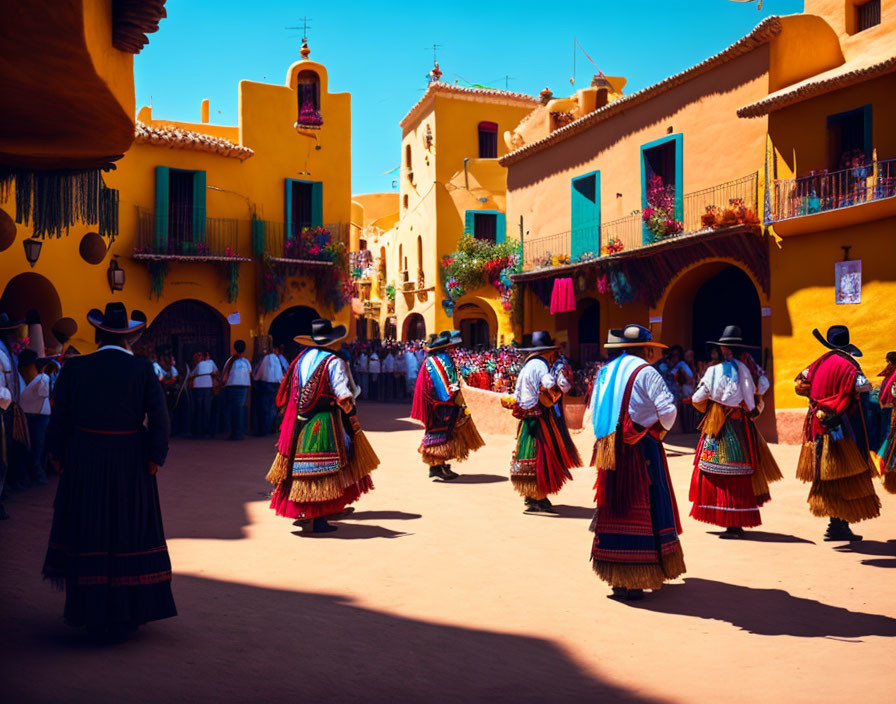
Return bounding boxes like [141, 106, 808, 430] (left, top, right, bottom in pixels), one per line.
[813, 325, 861, 357]
[294, 318, 348, 347]
[707, 325, 758, 349]
[87, 302, 147, 335]
[605, 324, 667, 350]
[425, 329, 463, 352]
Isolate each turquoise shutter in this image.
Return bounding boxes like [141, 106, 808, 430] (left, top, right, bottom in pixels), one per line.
[464, 210, 474, 236]
[496, 212, 506, 244]
[311, 181, 323, 226]
[571, 172, 599, 260]
[192, 170, 207, 246]
[284, 179, 293, 239]
[154, 166, 169, 251]
[252, 216, 266, 257]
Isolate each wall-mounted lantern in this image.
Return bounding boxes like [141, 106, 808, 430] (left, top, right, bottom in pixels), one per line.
[107, 256, 125, 293]
[23, 238, 42, 267]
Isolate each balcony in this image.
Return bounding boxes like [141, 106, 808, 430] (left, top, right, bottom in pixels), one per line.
[258, 221, 347, 266]
[768, 158, 896, 236]
[521, 172, 759, 272]
[133, 207, 251, 262]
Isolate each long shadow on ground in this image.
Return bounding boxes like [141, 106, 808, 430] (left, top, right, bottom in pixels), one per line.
[624, 577, 896, 638]
[11, 575, 671, 703]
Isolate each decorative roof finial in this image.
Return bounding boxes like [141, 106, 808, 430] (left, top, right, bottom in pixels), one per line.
[300, 38, 311, 59]
[539, 87, 553, 105]
[429, 61, 442, 83]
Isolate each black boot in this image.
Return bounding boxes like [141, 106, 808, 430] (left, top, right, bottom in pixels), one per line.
[311, 517, 338, 533]
[441, 464, 460, 480]
[825, 517, 862, 541]
[719, 526, 745, 540]
[538, 498, 559, 516]
[429, 464, 446, 479]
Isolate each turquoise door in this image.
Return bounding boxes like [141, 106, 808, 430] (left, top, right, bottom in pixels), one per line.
[571, 171, 600, 261]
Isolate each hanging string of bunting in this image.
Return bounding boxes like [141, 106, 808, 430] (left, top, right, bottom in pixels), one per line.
[0, 167, 119, 240]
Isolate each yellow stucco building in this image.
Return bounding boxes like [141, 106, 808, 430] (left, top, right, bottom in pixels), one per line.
[384, 70, 539, 346]
[2, 34, 353, 365]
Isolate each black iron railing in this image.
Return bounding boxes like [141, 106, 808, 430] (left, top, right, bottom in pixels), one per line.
[259, 221, 347, 263]
[769, 158, 896, 221]
[134, 207, 248, 260]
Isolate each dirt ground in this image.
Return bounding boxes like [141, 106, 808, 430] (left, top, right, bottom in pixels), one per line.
[2, 402, 894, 703]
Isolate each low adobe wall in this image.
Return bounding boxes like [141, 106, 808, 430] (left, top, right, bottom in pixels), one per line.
[775, 409, 805, 445]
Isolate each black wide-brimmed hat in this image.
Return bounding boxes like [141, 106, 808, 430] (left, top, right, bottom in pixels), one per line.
[605, 324, 667, 350]
[0, 312, 24, 332]
[521, 330, 561, 353]
[707, 325, 758, 349]
[425, 329, 463, 352]
[813, 325, 861, 357]
[294, 318, 348, 347]
[87, 302, 147, 335]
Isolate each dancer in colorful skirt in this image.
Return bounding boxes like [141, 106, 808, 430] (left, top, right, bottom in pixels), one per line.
[795, 326, 880, 541]
[410, 330, 484, 481]
[43, 303, 175, 640]
[874, 352, 896, 494]
[589, 325, 684, 599]
[688, 326, 782, 538]
[266, 319, 379, 534]
[506, 331, 581, 516]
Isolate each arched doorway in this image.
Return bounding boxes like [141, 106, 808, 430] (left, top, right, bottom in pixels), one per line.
[142, 299, 230, 368]
[691, 266, 761, 359]
[402, 312, 426, 341]
[0, 272, 63, 339]
[453, 300, 496, 349]
[269, 305, 320, 359]
[577, 298, 601, 362]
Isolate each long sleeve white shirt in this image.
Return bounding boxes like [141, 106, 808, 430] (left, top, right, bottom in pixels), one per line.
[20, 372, 51, 415]
[515, 357, 555, 409]
[692, 360, 757, 410]
[629, 364, 678, 430]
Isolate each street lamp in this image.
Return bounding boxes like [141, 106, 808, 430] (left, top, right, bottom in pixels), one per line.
[107, 256, 125, 293]
[23, 238, 42, 267]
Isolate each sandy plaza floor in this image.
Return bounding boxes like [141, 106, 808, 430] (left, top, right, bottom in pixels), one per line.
[2, 401, 895, 703]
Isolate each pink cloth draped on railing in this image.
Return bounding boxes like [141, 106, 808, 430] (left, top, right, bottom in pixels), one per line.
[550, 277, 576, 314]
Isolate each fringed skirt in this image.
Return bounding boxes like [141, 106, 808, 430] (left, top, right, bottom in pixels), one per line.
[266, 410, 379, 520]
[419, 409, 485, 466]
[689, 412, 762, 528]
[42, 430, 176, 630]
[796, 410, 881, 522]
[592, 435, 685, 590]
[878, 413, 896, 494]
[510, 408, 581, 499]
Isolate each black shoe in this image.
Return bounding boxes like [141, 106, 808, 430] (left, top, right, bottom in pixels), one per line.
[441, 467, 460, 480]
[537, 498, 558, 515]
[524, 501, 557, 517]
[311, 518, 338, 533]
[608, 587, 627, 600]
[524, 497, 537, 507]
[825, 518, 862, 542]
[429, 465, 446, 479]
[719, 527, 746, 540]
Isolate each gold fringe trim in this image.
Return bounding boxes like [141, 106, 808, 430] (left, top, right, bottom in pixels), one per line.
[287, 472, 346, 503]
[592, 433, 616, 470]
[754, 432, 783, 484]
[346, 430, 380, 484]
[808, 492, 882, 523]
[820, 435, 871, 481]
[884, 472, 896, 495]
[700, 402, 728, 437]
[421, 417, 485, 465]
[751, 470, 770, 501]
[510, 476, 546, 500]
[796, 442, 816, 483]
[593, 545, 686, 590]
[266, 452, 290, 485]
[811, 470, 878, 502]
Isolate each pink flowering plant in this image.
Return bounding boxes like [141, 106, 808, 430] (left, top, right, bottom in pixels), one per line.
[642, 175, 682, 241]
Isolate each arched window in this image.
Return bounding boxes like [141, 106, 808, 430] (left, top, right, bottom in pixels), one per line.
[416, 235, 423, 271]
[405, 144, 412, 168]
[296, 70, 322, 127]
[478, 121, 498, 158]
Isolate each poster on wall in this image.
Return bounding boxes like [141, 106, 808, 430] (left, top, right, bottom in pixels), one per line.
[835, 260, 862, 305]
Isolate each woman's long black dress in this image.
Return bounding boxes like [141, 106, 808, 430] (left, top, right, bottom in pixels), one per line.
[43, 347, 176, 630]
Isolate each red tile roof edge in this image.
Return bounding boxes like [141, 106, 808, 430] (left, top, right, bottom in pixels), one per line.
[134, 121, 255, 161]
[399, 82, 539, 129]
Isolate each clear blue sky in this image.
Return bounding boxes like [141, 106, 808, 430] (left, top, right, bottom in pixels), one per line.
[135, 0, 804, 195]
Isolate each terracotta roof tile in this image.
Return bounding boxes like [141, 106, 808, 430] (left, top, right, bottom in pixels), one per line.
[134, 121, 254, 160]
[498, 16, 783, 167]
[400, 82, 539, 129]
[737, 55, 896, 118]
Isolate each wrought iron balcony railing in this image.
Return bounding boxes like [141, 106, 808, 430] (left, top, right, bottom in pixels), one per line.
[257, 221, 347, 264]
[769, 158, 896, 222]
[134, 207, 250, 261]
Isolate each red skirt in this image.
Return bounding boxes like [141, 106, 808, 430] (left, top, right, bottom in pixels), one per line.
[269, 476, 373, 520]
[688, 469, 761, 528]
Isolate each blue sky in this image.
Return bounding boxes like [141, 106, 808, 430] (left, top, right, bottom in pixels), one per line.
[135, 0, 804, 194]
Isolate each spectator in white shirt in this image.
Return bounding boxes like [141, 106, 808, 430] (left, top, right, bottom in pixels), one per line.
[404, 347, 419, 396]
[253, 347, 285, 436]
[356, 349, 369, 399]
[18, 349, 50, 485]
[394, 350, 407, 400]
[222, 340, 251, 440]
[368, 350, 381, 401]
[383, 349, 395, 401]
[189, 351, 218, 437]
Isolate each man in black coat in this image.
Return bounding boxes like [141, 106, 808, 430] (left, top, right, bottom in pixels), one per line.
[43, 302, 176, 640]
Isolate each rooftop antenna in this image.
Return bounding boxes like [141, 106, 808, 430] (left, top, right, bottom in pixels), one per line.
[425, 44, 443, 82]
[285, 17, 312, 56]
[504, 75, 514, 90]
